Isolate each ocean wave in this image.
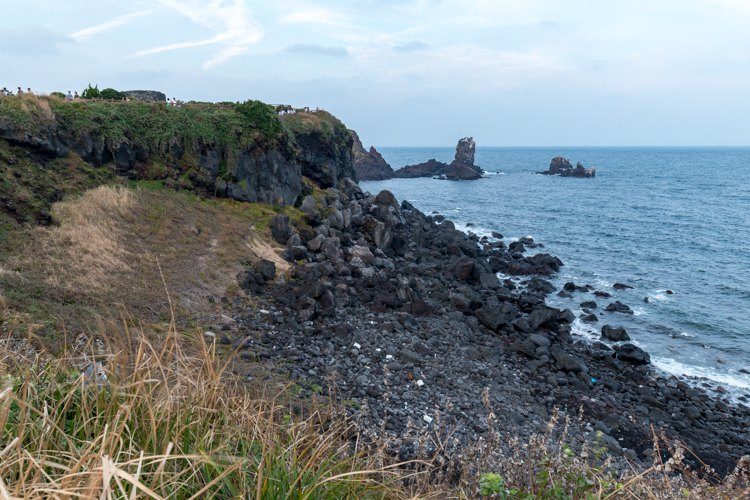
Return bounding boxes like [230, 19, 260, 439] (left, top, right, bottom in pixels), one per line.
[652, 357, 750, 391]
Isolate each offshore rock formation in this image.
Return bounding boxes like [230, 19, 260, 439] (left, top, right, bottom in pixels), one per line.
[350, 130, 394, 181]
[393, 137, 483, 180]
[393, 158, 448, 178]
[445, 137, 482, 180]
[539, 157, 596, 178]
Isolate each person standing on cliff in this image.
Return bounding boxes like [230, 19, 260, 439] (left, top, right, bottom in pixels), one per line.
[66, 91, 73, 100]
[0, 87, 8, 96]
[16, 87, 23, 96]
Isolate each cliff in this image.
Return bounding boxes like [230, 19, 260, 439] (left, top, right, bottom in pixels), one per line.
[280, 110, 356, 187]
[0, 95, 357, 222]
[349, 130, 394, 180]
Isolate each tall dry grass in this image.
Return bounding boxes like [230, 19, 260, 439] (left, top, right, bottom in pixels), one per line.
[0, 316, 415, 499]
[43, 185, 137, 291]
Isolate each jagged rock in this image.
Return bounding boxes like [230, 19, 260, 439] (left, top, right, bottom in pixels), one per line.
[615, 343, 651, 365]
[539, 156, 595, 178]
[393, 159, 449, 178]
[270, 215, 292, 244]
[350, 130, 394, 180]
[605, 301, 634, 314]
[601, 325, 630, 341]
[445, 137, 483, 180]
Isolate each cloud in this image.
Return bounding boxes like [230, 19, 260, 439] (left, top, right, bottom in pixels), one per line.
[0, 27, 72, 56]
[279, 8, 341, 25]
[393, 40, 429, 52]
[285, 44, 349, 57]
[134, 0, 263, 70]
[69, 11, 151, 41]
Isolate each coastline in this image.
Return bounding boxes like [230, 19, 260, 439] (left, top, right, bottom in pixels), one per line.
[225, 182, 750, 476]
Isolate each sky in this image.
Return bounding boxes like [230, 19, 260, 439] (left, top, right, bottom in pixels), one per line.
[2, 0, 750, 146]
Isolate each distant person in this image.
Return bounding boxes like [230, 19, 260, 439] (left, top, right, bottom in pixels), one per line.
[1, 87, 8, 96]
[17, 87, 23, 96]
[74, 91, 79, 99]
[26, 87, 32, 95]
[66, 91, 73, 100]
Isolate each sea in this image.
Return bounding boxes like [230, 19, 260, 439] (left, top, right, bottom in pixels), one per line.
[361, 147, 750, 400]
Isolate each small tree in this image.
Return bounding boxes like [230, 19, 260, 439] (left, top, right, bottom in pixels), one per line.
[50, 91, 66, 99]
[81, 83, 100, 99]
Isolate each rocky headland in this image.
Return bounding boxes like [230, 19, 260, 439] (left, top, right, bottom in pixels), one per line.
[350, 129, 395, 181]
[539, 156, 596, 178]
[393, 137, 483, 180]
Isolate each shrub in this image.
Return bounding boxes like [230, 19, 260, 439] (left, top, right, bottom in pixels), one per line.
[81, 83, 100, 99]
[235, 99, 282, 137]
[99, 88, 125, 100]
[50, 91, 65, 99]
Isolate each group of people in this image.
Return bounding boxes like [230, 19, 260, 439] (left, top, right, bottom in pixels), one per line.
[65, 91, 80, 100]
[167, 98, 183, 107]
[1, 86, 33, 96]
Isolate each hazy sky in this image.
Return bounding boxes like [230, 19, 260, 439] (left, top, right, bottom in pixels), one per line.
[3, 0, 750, 146]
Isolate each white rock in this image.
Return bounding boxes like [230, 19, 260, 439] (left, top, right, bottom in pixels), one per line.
[423, 415, 433, 424]
[385, 354, 394, 360]
[203, 331, 216, 338]
[416, 379, 425, 387]
[353, 342, 362, 349]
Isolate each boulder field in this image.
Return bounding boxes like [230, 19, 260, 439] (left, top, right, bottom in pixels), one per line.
[223, 183, 749, 476]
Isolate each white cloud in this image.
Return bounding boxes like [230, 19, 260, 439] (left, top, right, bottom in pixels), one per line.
[69, 11, 151, 42]
[134, 0, 263, 70]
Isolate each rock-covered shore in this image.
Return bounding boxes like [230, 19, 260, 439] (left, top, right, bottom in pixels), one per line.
[225, 183, 749, 476]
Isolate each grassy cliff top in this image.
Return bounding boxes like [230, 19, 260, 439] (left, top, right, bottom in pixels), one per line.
[0, 95, 284, 154]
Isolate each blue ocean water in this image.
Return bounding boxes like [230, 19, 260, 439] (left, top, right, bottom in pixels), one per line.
[362, 147, 750, 397]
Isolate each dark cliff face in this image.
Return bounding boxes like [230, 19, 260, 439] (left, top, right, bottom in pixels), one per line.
[0, 98, 359, 208]
[350, 130, 394, 181]
[281, 111, 356, 188]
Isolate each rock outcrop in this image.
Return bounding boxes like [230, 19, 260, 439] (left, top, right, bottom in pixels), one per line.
[350, 130, 394, 181]
[445, 137, 482, 180]
[124, 90, 166, 102]
[393, 159, 448, 178]
[539, 156, 596, 178]
[281, 111, 357, 189]
[393, 137, 483, 180]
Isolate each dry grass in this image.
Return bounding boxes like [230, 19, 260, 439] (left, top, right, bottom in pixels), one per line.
[43, 185, 137, 292]
[0, 313, 420, 499]
[0, 184, 300, 344]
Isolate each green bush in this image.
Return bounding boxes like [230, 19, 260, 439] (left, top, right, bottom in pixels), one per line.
[235, 100, 282, 137]
[50, 92, 65, 99]
[81, 83, 100, 99]
[99, 88, 125, 100]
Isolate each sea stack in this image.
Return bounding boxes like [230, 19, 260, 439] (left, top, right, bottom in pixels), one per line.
[350, 130, 394, 180]
[445, 137, 483, 180]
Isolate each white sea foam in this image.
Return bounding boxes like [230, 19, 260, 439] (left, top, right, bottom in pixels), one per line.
[653, 357, 750, 392]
